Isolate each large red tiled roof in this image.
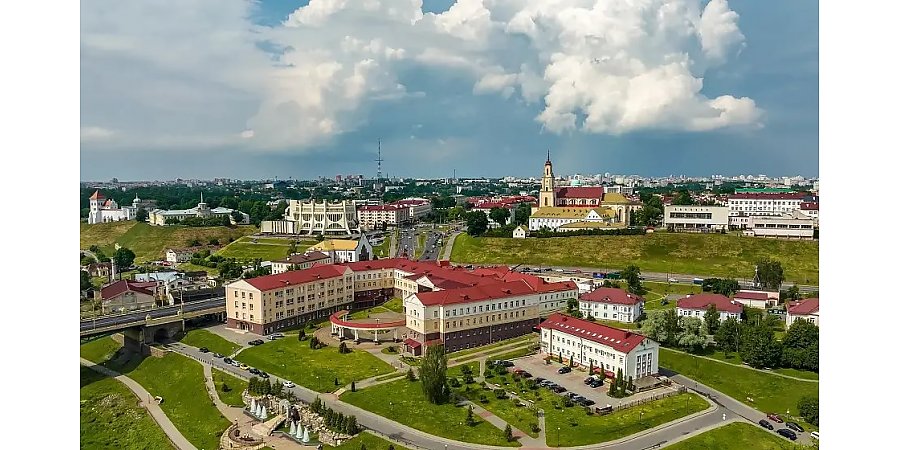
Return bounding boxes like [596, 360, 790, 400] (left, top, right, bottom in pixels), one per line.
[538, 313, 647, 353]
[581, 287, 643, 305]
[414, 280, 538, 306]
[677, 293, 742, 313]
[555, 186, 603, 199]
[243, 264, 350, 291]
[734, 290, 770, 301]
[274, 251, 331, 265]
[100, 280, 154, 300]
[788, 298, 819, 315]
[728, 193, 806, 200]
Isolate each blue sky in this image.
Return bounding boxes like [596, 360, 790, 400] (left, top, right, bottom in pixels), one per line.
[80, 0, 818, 181]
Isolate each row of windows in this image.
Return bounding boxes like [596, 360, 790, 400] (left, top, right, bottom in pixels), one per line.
[445, 310, 523, 328]
[579, 302, 634, 312]
[730, 200, 801, 205]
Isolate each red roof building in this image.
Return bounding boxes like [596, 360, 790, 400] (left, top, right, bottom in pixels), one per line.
[555, 186, 604, 200]
[676, 293, 743, 320]
[733, 290, 777, 309]
[728, 193, 806, 200]
[579, 287, 644, 323]
[99, 280, 157, 314]
[580, 287, 643, 305]
[538, 313, 647, 353]
[89, 190, 105, 200]
[786, 298, 819, 327]
[243, 264, 350, 291]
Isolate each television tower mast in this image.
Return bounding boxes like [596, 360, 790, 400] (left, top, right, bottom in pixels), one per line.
[375, 139, 384, 181]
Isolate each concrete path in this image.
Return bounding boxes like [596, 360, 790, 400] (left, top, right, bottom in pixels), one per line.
[465, 400, 539, 447]
[663, 347, 818, 382]
[440, 231, 461, 261]
[80, 358, 198, 450]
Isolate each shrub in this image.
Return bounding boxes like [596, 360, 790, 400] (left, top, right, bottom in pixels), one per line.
[504, 424, 514, 442]
[479, 394, 489, 404]
[530, 423, 541, 433]
[494, 389, 508, 399]
[406, 368, 416, 381]
[338, 342, 351, 354]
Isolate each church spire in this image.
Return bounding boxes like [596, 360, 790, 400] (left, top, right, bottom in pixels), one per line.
[546, 149, 551, 165]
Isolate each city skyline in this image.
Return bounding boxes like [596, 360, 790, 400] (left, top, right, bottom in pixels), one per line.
[81, 0, 818, 181]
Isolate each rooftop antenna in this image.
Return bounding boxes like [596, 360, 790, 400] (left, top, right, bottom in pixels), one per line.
[375, 139, 384, 181]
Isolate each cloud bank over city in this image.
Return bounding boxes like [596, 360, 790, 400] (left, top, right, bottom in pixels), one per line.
[81, 0, 817, 180]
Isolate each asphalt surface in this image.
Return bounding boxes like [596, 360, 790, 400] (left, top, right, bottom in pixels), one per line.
[79, 297, 225, 333]
[397, 226, 417, 259]
[164, 339, 808, 449]
[418, 230, 443, 261]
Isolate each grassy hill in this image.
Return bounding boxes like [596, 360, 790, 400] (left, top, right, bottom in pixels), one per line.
[80, 222, 257, 263]
[450, 232, 819, 284]
[214, 236, 317, 261]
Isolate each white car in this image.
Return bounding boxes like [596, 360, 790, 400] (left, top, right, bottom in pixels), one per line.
[283, 381, 295, 388]
[810, 431, 819, 440]
[668, 278, 678, 282]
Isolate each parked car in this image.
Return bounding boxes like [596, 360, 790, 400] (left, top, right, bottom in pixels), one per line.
[583, 377, 594, 385]
[223, 357, 233, 365]
[248, 339, 264, 346]
[198, 347, 209, 353]
[249, 368, 260, 375]
[519, 371, 532, 378]
[785, 422, 804, 433]
[777, 429, 797, 441]
[572, 395, 586, 402]
[552, 385, 567, 393]
[230, 360, 241, 368]
[767, 413, 784, 423]
[758, 420, 774, 430]
[239, 363, 249, 370]
[213, 353, 224, 358]
[565, 392, 578, 399]
[258, 371, 269, 379]
[493, 360, 514, 367]
[534, 377, 546, 384]
[589, 379, 603, 388]
[558, 366, 572, 374]
[810, 431, 819, 440]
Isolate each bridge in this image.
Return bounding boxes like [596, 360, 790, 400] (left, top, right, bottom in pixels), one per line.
[80, 297, 226, 338]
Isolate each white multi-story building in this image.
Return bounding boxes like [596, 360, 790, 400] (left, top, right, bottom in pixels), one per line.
[733, 290, 778, 309]
[663, 205, 729, 233]
[539, 313, 659, 380]
[743, 211, 816, 240]
[391, 198, 432, 221]
[676, 293, 742, 321]
[262, 199, 359, 236]
[166, 248, 194, 264]
[357, 204, 410, 230]
[727, 193, 806, 229]
[578, 287, 644, 323]
[786, 298, 819, 327]
[270, 251, 333, 274]
[800, 202, 819, 223]
[87, 190, 139, 224]
[148, 194, 248, 226]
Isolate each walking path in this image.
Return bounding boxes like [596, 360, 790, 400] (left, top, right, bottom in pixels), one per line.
[440, 231, 461, 261]
[80, 358, 197, 450]
[663, 347, 819, 382]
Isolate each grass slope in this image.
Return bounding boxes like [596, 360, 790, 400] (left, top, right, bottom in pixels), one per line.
[80, 222, 257, 262]
[665, 422, 803, 450]
[236, 338, 394, 392]
[215, 236, 301, 261]
[213, 368, 248, 407]
[80, 366, 175, 450]
[341, 376, 518, 447]
[331, 431, 412, 450]
[179, 329, 241, 356]
[81, 336, 123, 363]
[451, 233, 819, 284]
[659, 348, 818, 427]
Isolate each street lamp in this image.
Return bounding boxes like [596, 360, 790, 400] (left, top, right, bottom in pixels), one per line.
[557, 427, 560, 447]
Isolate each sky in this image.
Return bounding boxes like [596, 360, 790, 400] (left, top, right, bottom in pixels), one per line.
[80, 0, 818, 181]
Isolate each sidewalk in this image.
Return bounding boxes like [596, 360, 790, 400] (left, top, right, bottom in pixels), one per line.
[80, 358, 197, 450]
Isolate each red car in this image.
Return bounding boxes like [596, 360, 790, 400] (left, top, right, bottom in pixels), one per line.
[766, 413, 783, 423]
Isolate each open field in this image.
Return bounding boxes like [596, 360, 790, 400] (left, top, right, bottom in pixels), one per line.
[451, 233, 819, 284]
[341, 369, 518, 447]
[659, 348, 818, 428]
[642, 281, 703, 310]
[80, 336, 123, 363]
[80, 366, 175, 450]
[213, 368, 248, 407]
[688, 348, 819, 381]
[80, 222, 257, 262]
[178, 329, 241, 356]
[236, 338, 394, 392]
[331, 431, 412, 450]
[214, 236, 298, 261]
[450, 334, 536, 359]
[664, 422, 803, 450]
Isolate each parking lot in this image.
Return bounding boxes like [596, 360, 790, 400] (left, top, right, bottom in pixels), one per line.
[503, 353, 680, 408]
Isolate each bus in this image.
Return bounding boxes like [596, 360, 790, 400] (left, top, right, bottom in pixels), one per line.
[692, 278, 704, 285]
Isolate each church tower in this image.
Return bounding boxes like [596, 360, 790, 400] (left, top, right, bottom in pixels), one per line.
[88, 190, 104, 224]
[539, 150, 556, 209]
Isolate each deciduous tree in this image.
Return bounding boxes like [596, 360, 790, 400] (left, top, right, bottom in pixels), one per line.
[466, 211, 489, 236]
[420, 345, 449, 404]
[714, 317, 742, 355]
[755, 258, 785, 290]
[703, 305, 720, 335]
[489, 207, 511, 227]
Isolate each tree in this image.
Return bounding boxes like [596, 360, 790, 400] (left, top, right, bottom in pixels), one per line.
[466, 405, 476, 426]
[489, 207, 511, 227]
[466, 211, 489, 236]
[797, 396, 819, 426]
[615, 368, 625, 396]
[566, 298, 579, 314]
[676, 316, 707, 352]
[135, 207, 148, 222]
[740, 323, 781, 369]
[504, 424, 514, 442]
[80, 270, 92, 291]
[714, 317, 742, 355]
[672, 190, 694, 205]
[448, 206, 465, 221]
[309, 336, 321, 349]
[298, 329, 306, 341]
[208, 238, 220, 246]
[112, 247, 136, 269]
[420, 344, 449, 404]
[663, 309, 682, 347]
[781, 319, 819, 371]
[231, 210, 244, 224]
[755, 258, 785, 290]
[701, 278, 741, 297]
[703, 305, 720, 335]
[641, 310, 669, 344]
[514, 202, 532, 225]
[339, 342, 351, 354]
[781, 285, 801, 302]
[621, 265, 644, 295]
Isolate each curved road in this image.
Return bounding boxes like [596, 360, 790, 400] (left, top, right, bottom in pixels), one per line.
[166, 341, 805, 449]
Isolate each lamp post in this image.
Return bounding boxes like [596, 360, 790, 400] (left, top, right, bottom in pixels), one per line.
[557, 427, 560, 447]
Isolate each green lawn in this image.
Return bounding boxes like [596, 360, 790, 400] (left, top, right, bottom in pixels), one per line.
[118, 353, 231, 450]
[374, 232, 393, 258]
[215, 236, 297, 261]
[772, 367, 819, 380]
[80, 366, 175, 450]
[594, 319, 640, 329]
[381, 297, 404, 313]
[331, 431, 412, 450]
[488, 347, 536, 362]
[451, 233, 819, 284]
[665, 422, 803, 450]
[348, 306, 395, 320]
[213, 368, 248, 407]
[642, 281, 703, 311]
[80, 222, 257, 262]
[178, 329, 241, 356]
[236, 338, 394, 392]
[450, 335, 536, 358]
[80, 336, 123, 363]
[177, 262, 219, 277]
[659, 348, 818, 427]
[341, 376, 518, 447]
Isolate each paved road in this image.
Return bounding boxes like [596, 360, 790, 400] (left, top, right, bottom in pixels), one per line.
[397, 226, 416, 259]
[80, 297, 225, 333]
[418, 230, 443, 261]
[166, 340, 804, 449]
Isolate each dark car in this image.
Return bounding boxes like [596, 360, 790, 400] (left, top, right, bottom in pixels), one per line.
[223, 357, 233, 365]
[589, 379, 603, 388]
[758, 419, 774, 430]
[198, 347, 209, 353]
[767, 413, 784, 423]
[552, 385, 567, 393]
[558, 366, 572, 374]
[493, 360, 514, 367]
[519, 371, 532, 378]
[248, 339, 264, 346]
[249, 368, 261, 375]
[785, 422, 804, 433]
[584, 377, 594, 385]
[258, 371, 269, 379]
[777, 429, 797, 441]
[213, 352, 224, 358]
[578, 398, 596, 406]
[534, 377, 546, 384]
